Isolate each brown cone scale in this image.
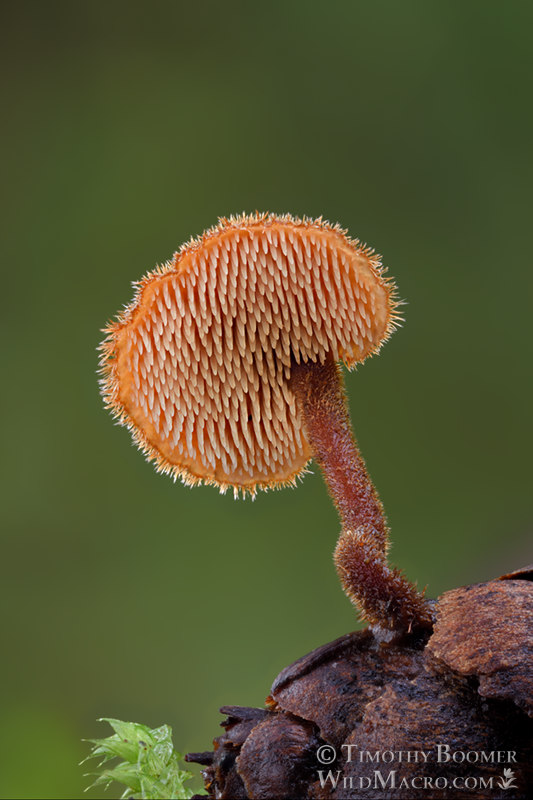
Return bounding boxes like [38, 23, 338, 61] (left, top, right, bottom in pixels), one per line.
[99, 213, 398, 493]
[187, 570, 533, 799]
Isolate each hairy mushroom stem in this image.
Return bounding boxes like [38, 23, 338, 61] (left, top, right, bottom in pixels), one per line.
[290, 357, 433, 633]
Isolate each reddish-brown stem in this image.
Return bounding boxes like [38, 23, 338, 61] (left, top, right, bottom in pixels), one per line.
[290, 357, 432, 632]
[290, 358, 389, 551]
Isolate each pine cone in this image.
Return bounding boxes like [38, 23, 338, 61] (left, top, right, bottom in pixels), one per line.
[187, 567, 532, 799]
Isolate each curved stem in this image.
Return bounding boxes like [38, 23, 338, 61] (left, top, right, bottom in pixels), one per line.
[290, 357, 432, 632]
[290, 358, 389, 551]
[334, 531, 432, 632]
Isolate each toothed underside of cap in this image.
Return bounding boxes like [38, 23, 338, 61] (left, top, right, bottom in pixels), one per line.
[99, 213, 399, 494]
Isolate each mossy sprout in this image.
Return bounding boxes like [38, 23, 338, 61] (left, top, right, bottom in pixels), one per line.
[99, 212, 431, 632]
[83, 718, 197, 799]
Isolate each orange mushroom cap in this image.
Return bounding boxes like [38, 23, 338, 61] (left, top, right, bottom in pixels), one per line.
[99, 213, 399, 494]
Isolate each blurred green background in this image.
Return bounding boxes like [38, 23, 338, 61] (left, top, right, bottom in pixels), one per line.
[1, 1, 532, 797]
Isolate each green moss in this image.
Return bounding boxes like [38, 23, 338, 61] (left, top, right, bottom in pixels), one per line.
[83, 718, 201, 799]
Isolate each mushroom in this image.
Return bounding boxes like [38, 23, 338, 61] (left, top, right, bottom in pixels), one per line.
[100, 212, 431, 632]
